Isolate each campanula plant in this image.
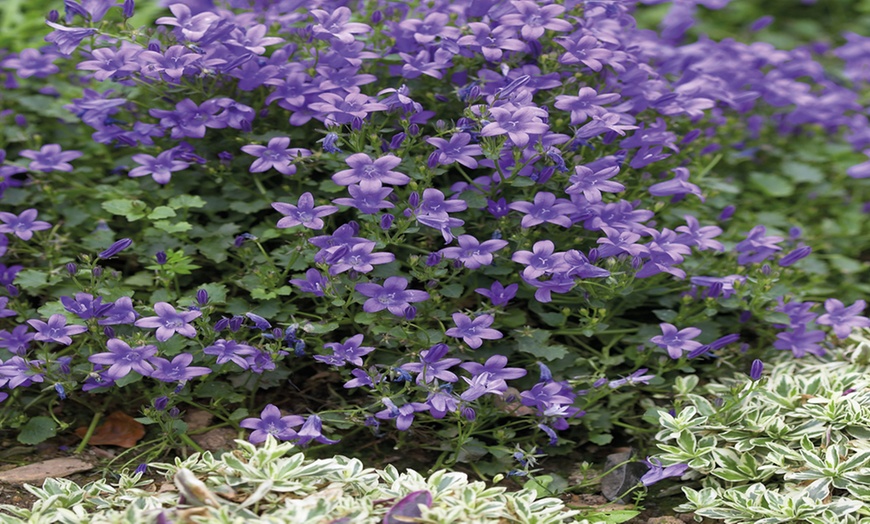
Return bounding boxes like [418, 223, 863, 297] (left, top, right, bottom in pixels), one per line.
[0, 1, 868, 515]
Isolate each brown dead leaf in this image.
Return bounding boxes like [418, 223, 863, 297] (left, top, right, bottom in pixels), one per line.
[74, 411, 145, 448]
[0, 457, 93, 484]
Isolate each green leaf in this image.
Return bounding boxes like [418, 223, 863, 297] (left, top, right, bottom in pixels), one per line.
[15, 269, 50, 291]
[167, 195, 206, 209]
[782, 161, 824, 184]
[584, 510, 641, 524]
[458, 190, 487, 209]
[588, 433, 613, 446]
[515, 329, 569, 361]
[18, 417, 58, 445]
[102, 199, 147, 221]
[303, 321, 339, 334]
[148, 206, 177, 219]
[440, 283, 463, 298]
[230, 200, 267, 213]
[153, 220, 192, 234]
[749, 172, 794, 197]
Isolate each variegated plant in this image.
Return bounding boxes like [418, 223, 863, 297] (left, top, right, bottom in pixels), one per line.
[0, 435, 598, 524]
[652, 328, 870, 524]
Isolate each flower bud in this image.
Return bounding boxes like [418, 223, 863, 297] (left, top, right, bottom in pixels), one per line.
[371, 10, 382, 23]
[229, 315, 244, 332]
[426, 252, 441, 267]
[154, 396, 169, 411]
[47, 9, 59, 22]
[749, 359, 764, 380]
[122, 0, 135, 18]
[196, 289, 209, 306]
[6, 285, 18, 297]
[155, 251, 167, 264]
[719, 205, 735, 221]
[98, 238, 133, 259]
[103, 326, 115, 338]
[380, 213, 394, 230]
[403, 305, 417, 320]
[408, 124, 420, 136]
[213, 318, 229, 332]
[778, 246, 811, 267]
[67, 263, 77, 275]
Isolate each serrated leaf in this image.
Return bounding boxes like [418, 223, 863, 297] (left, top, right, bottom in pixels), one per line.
[749, 172, 794, 197]
[167, 195, 206, 209]
[18, 417, 58, 445]
[153, 220, 192, 234]
[440, 283, 463, 298]
[14, 269, 50, 290]
[148, 206, 176, 219]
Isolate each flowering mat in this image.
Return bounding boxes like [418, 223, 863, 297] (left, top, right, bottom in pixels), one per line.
[1, 0, 869, 523]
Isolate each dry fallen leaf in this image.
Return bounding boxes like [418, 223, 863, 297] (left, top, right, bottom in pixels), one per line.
[74, 411, 145, 448]
[0, 457, 93, 484]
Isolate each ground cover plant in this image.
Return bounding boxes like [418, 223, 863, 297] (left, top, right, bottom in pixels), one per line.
[0, 0, 869, 521]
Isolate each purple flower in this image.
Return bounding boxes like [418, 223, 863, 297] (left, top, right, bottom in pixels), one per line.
[98, 297, 138, 325]
[88, 339, 157, 380]
[0, 325, 35, 355]
[309, 92, 388, 126]
[375, 398, 427, 431]
[44, 22, 97, 55]
[0, 209, 51, 241]
[203, 339, 257, 369]
[289, 268, 328, 297]
[355, 277, 429, 316]
[0, 297, 16, 318]
[310, 6, 371, 44]
[154, 3, 218, 41]
[439, 234, 509, 269]
[554, 87, 620, 125]
[400, 343, 461, 385]
[480, 106, 549, 148]
[0, 356, 45, 389]
[61, 293, 112, 320]
[147, 353, 211, 382]
[241, 137, 311, 176]
[332, 183, 394, 214]
[27, 314, 88, 345]
[474, 281, 519, 307]
[426, 133, 483, 169]
[446, 313, 503, 349]
[19, 144, 82, 172]
[735, 225, 783, 265]
[499, 1, 573, 40]
[556, 35, 613, 71]
[773, 326, 826, 358]
[675, 215, 724, 252]
[272, 193, 338, 230]
[649, 168, 703, 201]
[608, 368, 655, 389]
[240, 404, 304, 444]
[817, 299, 870, 339]
[566, 163, 624, 203]
[650, 323, 703, 359]
[460, 354, 527, 383]
[508, 192, 576, 228]
[149, 98, 220, 139]
[511, 240, 566, 279]
[134, 302, 201, 342]
[138, 45, 201, 80]
[129, 149, 189, 184]
[2, 48, 58, 78]
[314, 334, 375, 367]
[296, 414, 340, 446]
[457, 23, 525, 62]
[326, 241, 395, 275]
[640, 458, 688, 487]
[332, 153, 409, 189]
[77, 43, 142, 81]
